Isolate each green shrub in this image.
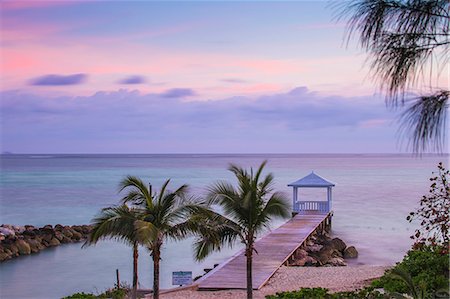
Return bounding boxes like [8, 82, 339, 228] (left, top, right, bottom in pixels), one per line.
[62, 292, 97, 299]
[371, 245, 449, 295]
[62, 287, 128, 299]
[97, 288, 127, 299]
[266, 287, 385, 298]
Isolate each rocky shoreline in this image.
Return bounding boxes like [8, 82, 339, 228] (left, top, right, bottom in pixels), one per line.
[290, 231, 358, 267]
[0, 224, 93, 262]
[0, 224, 357, 267]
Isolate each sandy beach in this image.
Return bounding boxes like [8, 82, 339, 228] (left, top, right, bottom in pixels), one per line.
[156, 265, 388, 299]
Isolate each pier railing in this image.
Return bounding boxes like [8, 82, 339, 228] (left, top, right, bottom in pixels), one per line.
[296, 201, 329, 214]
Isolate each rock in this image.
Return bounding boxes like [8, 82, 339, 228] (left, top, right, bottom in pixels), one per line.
[27, 239, 44, 253]
[71, 231, 82, 241]
[304, 256, 318, 266]
[25, 225, 35, 231]
[292, 255, 318, 266]
[14, 226, 26, 234]
[80, 225, 92, 234]
[312, 245, 343, 265]
[60, 236, 72, 243]
[55, 224, 64, 231]
[332, 249, 343, 258]
[344, 246, 358, 259]
[0, 252, 10, 262]
[294, 249, 308, 259]
[327, 257, 347, 266]
[5, 243, 19, 256]
[62, 228, 73, 238]
[48, 238, 60, 247]
[291, 257, 307, 266]
[305, 244, 323, 253]
[41, 233, 53, 243]
[54, 231, 64, 241]
[0, 227, 15, 237]
[43, 225, 53, 230]
[72, 226, 83, 233]
[305, 239, 315, 246]
[315, 233, 331, 245]
[328, 238, 347, 252]
[23, 230, 36, 237]
[16, 240, 31, 255]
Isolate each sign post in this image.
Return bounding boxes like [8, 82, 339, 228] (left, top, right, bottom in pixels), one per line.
[172, 271, 193, 286]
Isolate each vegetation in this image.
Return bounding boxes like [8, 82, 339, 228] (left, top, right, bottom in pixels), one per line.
[337, 0, 449, 153]
[118, 176, 205, 299]
[62, 287, 128, 299]
[371, 244, 449, 297]
[192, 161, 290, 299]
[265, 287, 385, 299]
[407, 162, 449, 247]
[85, 176, 207, 299]
[85, 205, 142, 299]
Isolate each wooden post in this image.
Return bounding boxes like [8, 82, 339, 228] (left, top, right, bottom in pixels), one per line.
[116, 269, 120, 289]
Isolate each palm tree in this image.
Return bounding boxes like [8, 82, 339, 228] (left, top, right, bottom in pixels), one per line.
[119, 176, 205, 299]
[193, 161, 290, 299]
[85, 205, 142, 299]
[388, 268, 428, 299]
[337, 0, 449, 153]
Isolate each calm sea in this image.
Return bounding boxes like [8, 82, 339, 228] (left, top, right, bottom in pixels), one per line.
[0, 154, 446, 299]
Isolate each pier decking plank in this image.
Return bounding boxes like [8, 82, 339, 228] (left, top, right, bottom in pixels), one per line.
[197, 212, 330, 290]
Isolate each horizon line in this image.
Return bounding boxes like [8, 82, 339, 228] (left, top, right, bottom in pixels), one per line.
[1, 152, 449, 156]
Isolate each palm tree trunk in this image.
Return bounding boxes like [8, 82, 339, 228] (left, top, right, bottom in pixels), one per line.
[152, 244, 161, 299]
[245, 244, 253, 299]
[132, 242, 138, 299]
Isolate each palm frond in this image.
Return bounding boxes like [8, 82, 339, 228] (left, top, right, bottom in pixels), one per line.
[199, 162, 290, 260]
[189, 212, 242, 261]
[388, 268, 421, 299]
[399, 90, 448, 153]
[256, 192, 290, 230]
[253, 160, 268, 188]
[85, 205, 142, 247]
[119, 176, 152, 207]
[134, 219, 159, 246]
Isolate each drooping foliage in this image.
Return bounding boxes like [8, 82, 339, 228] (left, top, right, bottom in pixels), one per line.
[337, 0, 449, 153]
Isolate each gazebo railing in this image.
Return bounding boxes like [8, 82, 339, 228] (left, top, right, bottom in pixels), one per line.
[296, 201, 329, 213]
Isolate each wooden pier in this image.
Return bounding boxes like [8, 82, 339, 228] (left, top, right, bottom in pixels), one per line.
[197, 211, 333, 290]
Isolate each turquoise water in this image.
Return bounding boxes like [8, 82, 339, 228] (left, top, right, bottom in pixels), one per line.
[0, 154, 446, 298]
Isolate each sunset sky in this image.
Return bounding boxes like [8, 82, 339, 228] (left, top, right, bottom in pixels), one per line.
[1, 1, 447, 153]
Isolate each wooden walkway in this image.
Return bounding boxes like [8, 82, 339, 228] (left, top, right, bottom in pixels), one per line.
[197, 212, 332, 290]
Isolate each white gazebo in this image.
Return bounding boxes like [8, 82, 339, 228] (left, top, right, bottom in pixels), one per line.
[287, 171, 335, 214]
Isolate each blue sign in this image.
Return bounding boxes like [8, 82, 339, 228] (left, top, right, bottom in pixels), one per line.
[172, 271, 193, 286]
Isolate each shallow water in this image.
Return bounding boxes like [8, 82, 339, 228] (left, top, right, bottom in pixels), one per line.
[0, 154, 445, 298]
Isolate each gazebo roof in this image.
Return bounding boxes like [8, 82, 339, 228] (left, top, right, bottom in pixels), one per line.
[288, 171, 335, 187]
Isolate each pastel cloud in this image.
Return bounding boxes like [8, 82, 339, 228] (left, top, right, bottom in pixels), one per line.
[29, 74, 87, 86]
[0, 1, 75, 11]
[0, 87, 400, 153]
[118, 75, 146, 85]
[161, 88, 196, 98]
[221, 78, 249, 84]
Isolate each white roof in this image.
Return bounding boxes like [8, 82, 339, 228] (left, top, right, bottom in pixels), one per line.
[288, 172, 335, 187]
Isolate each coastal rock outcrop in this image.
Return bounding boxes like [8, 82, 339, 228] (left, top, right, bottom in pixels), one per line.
[344, 246, 359, 259]
[0, 224, 93, 262]
[290, 232, 358, 267]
